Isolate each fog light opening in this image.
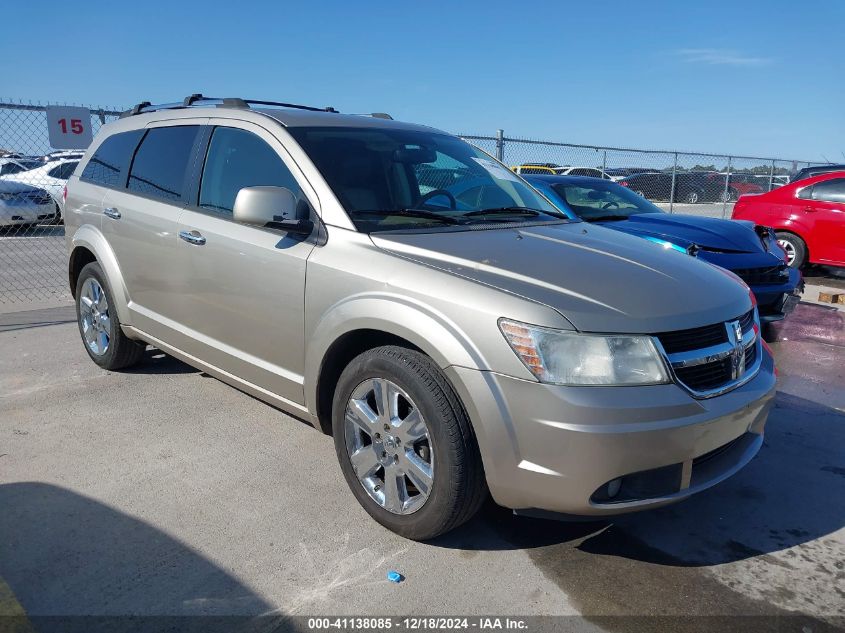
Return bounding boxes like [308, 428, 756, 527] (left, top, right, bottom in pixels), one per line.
[607, 478, 622, 498]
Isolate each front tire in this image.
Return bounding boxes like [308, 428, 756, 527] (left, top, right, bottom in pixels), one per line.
[775, 232, 807, 268]
[332, 346, 486, 540]
[684, 190, 701, 204]
[75, 262, 145, 370]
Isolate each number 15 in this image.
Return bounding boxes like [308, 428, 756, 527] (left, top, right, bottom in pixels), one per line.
[58, 118, 84, 134]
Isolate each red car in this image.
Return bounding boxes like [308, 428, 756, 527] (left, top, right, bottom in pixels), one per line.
[726, 174, 766, 197]
[732, 171, 845, 269]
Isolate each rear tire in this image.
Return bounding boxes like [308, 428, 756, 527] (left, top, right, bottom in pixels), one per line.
[332, 346, 487, 540]
[75, 262, 146, 370]
[684, 190, 700, 204]
[775, 232, 807, 268]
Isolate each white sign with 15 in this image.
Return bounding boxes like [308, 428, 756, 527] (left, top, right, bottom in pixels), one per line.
[46, 106, 94, 149]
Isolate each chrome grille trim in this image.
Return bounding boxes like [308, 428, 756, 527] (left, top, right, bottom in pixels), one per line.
[652, 308, 763, 399]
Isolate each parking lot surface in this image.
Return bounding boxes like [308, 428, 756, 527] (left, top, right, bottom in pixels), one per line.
[1, 299, 843, 630]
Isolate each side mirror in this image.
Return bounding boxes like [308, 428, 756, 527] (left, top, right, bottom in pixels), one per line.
[232, 186, 313, 235]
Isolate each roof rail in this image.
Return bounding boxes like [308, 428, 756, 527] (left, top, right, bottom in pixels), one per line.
[121, 94, 340, 118]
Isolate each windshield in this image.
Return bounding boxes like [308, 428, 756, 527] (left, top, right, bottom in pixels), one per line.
[287, 126, 566, 232]
[551, 181, 664, 221]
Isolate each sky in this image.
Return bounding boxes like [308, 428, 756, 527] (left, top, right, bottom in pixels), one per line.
[3, 0, 843, 162]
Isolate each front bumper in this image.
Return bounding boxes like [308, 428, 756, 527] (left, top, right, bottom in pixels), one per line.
[0, 201, 55, 226]
[445, 349, 776, 516]
[753, 267, 804, 322]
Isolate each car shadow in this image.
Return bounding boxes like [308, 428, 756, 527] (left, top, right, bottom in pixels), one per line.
[122, 348, 318, 432]
[0, 305, 76, 332]
[432, 391, 845, 568]
[0, 482, 311, 631]
[122, 348, 202, 375]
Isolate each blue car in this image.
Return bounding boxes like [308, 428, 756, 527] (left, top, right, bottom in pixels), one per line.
[525, 175, 803, 322]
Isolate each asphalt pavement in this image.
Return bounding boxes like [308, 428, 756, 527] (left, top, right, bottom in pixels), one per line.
[0, 299, 843, 630]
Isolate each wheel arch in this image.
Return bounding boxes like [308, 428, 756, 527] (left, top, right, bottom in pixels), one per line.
[306, 297, 489, 435]
[775, 228, 810, 264]
[68, 226, 132, 324]
[312, 329, 424, 435]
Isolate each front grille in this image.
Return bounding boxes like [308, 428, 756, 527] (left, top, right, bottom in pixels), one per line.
[744, 341, 757, 370]
[738, 309, 754, 332]
[656, 323, 728, 354]
[656, 309, 754, 354]
[657, 309, 759, 396]
[693, 436, 744, 467]
[671, 340, 757, 394]
[675, 358, 733, 391]
[733, 265, 788, 285]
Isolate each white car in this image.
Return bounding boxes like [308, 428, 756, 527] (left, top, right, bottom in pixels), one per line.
[0, 180, 56, 228]
[511, 163, 612, 179]
[41, 150, 86, 162]
[1, 158, 79, 219]
[553, 166, 612, 179]
[0, 157, 40, 177]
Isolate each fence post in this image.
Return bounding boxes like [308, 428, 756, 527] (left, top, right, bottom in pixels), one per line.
[496, 129, 505, 163]
[669, 152, 678, 214]
[722, 157, 732, 218]
[601, 150, 607, 176]
[768, 159, 775, 192]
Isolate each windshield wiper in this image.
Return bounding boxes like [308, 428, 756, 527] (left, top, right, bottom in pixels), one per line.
[585, 214, 630, 222]
[462, 207, 543, 218]
[356, 209, 461, 225]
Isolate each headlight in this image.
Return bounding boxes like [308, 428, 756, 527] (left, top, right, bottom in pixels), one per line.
[499, 319, 670, 386]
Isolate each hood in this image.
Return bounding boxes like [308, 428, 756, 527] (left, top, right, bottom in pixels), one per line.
[371, 223, 751, 334]
[0, 180, 40, 194]
[596, 213, 764, 252]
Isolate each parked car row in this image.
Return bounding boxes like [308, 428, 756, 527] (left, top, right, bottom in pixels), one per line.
[0, 180, 57, 229]
[525, 175, 803, 322]
[510, 164, 796, 203]
[511, 163, 614, 179]
[0, 151, 82, 227]
[65, 95, 786, 541]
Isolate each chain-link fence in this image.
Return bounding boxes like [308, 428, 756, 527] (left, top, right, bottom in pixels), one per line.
[460, 131, 827, 218]
[0, 101, 122, 305]
[0, 99, 832, 306]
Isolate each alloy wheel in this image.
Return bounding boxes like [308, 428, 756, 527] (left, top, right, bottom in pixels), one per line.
[777, 238, 796, 266]
[344, 378, 433, 515]
[79, 278, 111, 356]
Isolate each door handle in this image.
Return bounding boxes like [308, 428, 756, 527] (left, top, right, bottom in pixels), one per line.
[803, 206, 818, 213]
[103, 207, 121, 219]
[179, 230, 206, 246]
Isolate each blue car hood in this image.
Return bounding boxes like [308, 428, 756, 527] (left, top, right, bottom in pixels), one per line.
[597, 213, 763, 253]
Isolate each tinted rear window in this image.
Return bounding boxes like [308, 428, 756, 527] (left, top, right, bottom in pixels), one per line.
[81, 130, 143, 187]
[812, 178, 845, 203]
[128, 126, 199, 202]
[48, 162, 78, 179]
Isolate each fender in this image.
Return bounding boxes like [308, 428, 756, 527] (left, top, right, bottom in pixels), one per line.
[70, 225, 133, 326]
[303, 291, 493, 415]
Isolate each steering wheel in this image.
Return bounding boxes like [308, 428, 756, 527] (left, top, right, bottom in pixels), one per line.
[601, 201, 620, 210]
[413, 189, 457, 210]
